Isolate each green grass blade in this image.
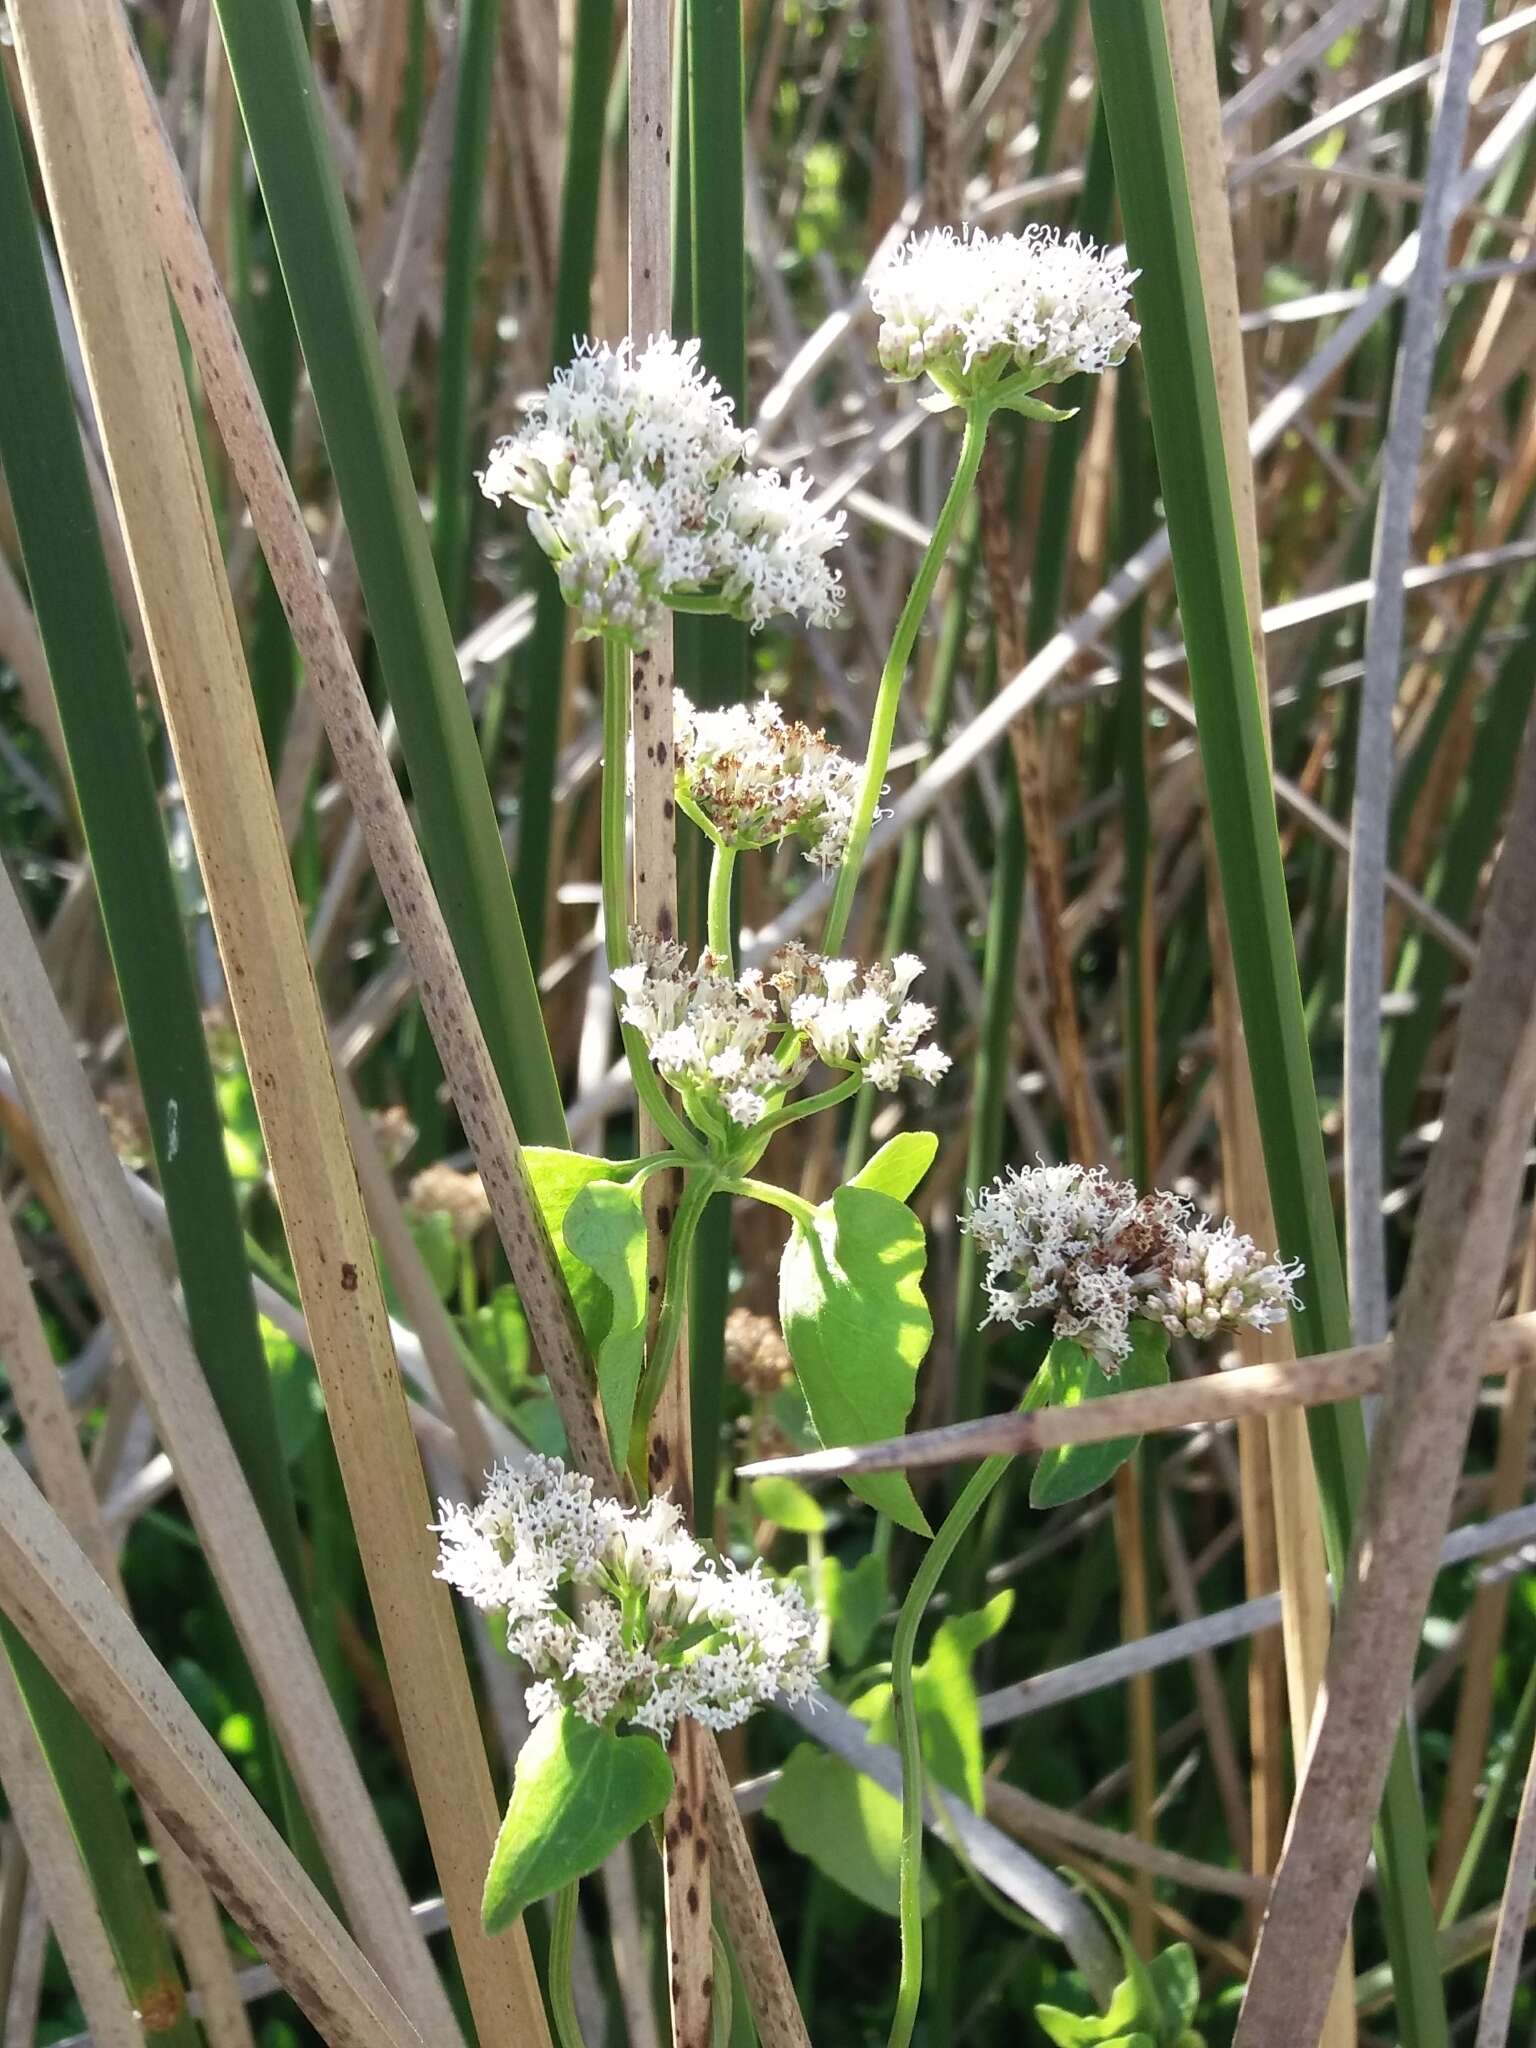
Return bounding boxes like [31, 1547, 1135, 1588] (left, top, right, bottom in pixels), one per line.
[212, 0, 567, 1145]
[684, 0, 748, 715]
[1085, 5, 1447, 2040]
[513, 0, 616, 972]
[0, 1621, 198, 2046]
[432, 0, 502, 632]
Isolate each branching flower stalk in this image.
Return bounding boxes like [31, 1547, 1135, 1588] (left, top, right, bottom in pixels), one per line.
[886, 1164, 1300, 2048]
[465, 226, 1145, 2045]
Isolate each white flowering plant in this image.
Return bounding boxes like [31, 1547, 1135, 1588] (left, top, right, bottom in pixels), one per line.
[461, 228, 1299, 2045]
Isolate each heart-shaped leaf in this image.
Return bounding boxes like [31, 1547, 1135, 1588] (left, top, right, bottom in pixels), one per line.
[779, 1184, 933, 1535]
[764, 1744, 936, 1918]
[1029, 1322, 1170, 1508]
[563, 1177, 648, 1460]
[482, 1709, 674, 1933]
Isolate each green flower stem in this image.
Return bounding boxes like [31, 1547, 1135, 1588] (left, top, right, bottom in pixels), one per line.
[707, 842, 736, 964]
[736, 1071, 863, 1152]
[887, 1447, 1015, 2048]
[549, 1882, 588, 2048]
[600, 636, 701, 1158]
[823, 402, 991, 954]
[666, 591, 733, 616]
[632, 1169, 717, 1452]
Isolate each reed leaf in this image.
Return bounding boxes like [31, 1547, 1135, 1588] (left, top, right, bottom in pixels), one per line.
[1086, 1, 1446, 2037]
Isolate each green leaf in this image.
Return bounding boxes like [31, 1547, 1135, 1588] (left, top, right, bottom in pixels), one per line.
[519, 1145, 629, 1347]
[482, 1709, 674, 1933]
[820, 1551, 887, 1667]
[1029, 1324, 1169, 1509]
[849, 1131, 938, 1202]
[749, 1476, 827, 1534]
[1146, 1945, 1199, 2036]
[999, 392, 1078, 423]
[779, 1185, 934, 1536]
[764, 1745, 936, 1919]
[405, 1209, 460, 1303]
[857, 1590, 1012, 1811]
[563, 1177, 649, 1460]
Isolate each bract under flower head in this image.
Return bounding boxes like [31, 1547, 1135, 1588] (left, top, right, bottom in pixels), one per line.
[673, 690, 860, 869]
[480, 336, 844, 646]
[434, 1454, 819, 1740]
[961, 1162, 1300, 1370]
[614, 931, 950, 1134]
[869, 225, 1139, 403]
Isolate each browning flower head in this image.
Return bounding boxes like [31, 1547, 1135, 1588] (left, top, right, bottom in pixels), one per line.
[434, 1454, 819, 1740]
[961, 1162, 1300, 1370]
[869, 225, 1139, 401]
[614, 932, 950, 1132]
[724, 1307, 794, 1396]
[480, 336, 844, 646]
[673, 690, 860, 868]
[408, 1163, 492, 1244]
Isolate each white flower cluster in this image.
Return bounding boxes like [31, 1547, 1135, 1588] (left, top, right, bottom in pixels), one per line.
[869, 225, 1139, 397]
[962, 1163, 1300, 1369]
[673, 690, 860, 869]
[480, 336, 845, 646]
[435, 1455, 819, 1741]
[614, 933, 950, 1131]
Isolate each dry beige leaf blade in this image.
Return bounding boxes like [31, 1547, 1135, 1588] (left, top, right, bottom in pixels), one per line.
[4, 1, 539, 2032]
[0, 1206, 256, 2048]
[0, 861, 459, 2048]
[0, 1448, 429, 2048]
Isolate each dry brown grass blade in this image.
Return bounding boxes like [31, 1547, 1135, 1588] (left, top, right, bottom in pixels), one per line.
[0, 863, 461, 2048]
[737, 1315, 1535, 1476]
[1472, 1716, 1536, 2048]
[1433, 1226, 1536, 1904]
[5, 7, 544, 2036]
[1233, 723, 1536, 2040]
[982, 1776, 1269, 1904]
[0, 1450, 429, 2048]
[115, 21, 611, 1492]
[630, 11, 713, 2039]
[0, 1208, 256, 2048]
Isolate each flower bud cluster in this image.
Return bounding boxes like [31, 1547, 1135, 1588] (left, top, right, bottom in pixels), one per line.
[962, 1162, 1300, 1370]
[614, 933, 949, 1131]
[435, 1455, 819, 1741]
[869, 225, 1139, 398]
[673, 690, 860, 869]
[480, 336, 844, 646]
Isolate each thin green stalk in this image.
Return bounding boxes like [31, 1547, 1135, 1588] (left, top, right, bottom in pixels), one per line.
[1114, 356, 1154, 1189]
[0, 1621, 198, 2046]
[723, 1176, 816, 1228]
[432, 0, 502, 631]
[707, 842, 737, 964]
[212, 0, 567, 1145]
[513, 0, 615, 971]
[740, 1071, 862, 1146]
[825, 405, 990, 953]
[888, 1445, 1020, 2048]
[1088, 3, 1445, 2037]
[684, 0, 748, 716]
[549, 1883, 588, 2048]
[1440, 1653, 1536, 1926]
